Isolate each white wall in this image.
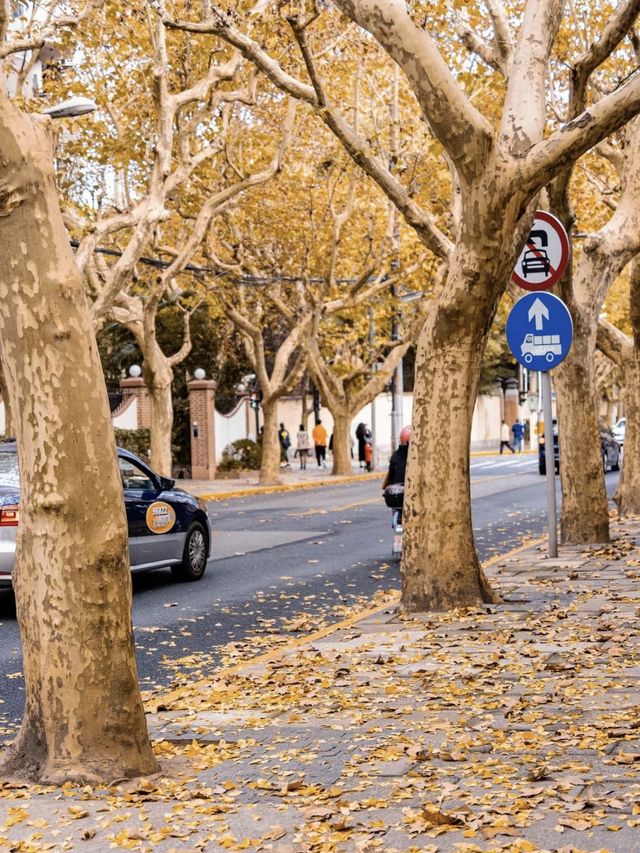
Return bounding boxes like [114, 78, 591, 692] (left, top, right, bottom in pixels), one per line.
[112, 397, 138, 430]
[471, 395, 503, 450]
[275, 391, 503, 464]
[215, 399, 251, 460]
[1, 389, 505, 460]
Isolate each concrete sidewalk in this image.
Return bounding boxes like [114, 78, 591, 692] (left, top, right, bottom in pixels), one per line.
[179, 450, 537, 501]
[2, 521, 640, 852]
[180, 463, 381, 501]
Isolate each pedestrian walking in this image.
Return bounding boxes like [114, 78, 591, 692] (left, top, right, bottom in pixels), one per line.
[312, 419, 328, 468]
[278, 422, 291, 467]
[512, 418, 525, 453]
[356, 422, 368, 468]
[295, 424, 311, 470]
[500, 420, 515, 454]
[364, 428, 373, 471]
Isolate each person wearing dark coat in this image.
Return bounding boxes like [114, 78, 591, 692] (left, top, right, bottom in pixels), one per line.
[355, 422, 367, 467]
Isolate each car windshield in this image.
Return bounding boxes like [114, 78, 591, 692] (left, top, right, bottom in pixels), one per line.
[119, 457, 155, 490]
[0, 451, 20, 487]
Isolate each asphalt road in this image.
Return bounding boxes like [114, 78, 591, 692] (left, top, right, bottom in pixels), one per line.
[0, 454, 620, 737]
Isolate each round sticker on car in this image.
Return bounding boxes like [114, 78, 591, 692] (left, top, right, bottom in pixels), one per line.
[146, 501, 176, 534]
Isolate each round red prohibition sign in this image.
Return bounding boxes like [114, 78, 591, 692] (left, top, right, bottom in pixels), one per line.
[511, 210, 570, 292]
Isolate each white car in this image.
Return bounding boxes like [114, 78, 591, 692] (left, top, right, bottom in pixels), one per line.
[612, 417, 626, 446]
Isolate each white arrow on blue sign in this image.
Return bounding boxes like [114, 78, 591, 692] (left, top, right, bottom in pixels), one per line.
[506, 292, 573, 370]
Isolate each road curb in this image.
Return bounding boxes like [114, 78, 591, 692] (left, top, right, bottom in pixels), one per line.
[220, 535, 546, 672]
[195, 472, 383, 502]
[195, 535, 548, 681]
[191, 452, 538, 501]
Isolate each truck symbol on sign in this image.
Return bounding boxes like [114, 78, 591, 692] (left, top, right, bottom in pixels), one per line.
[521, 333, 562, 363]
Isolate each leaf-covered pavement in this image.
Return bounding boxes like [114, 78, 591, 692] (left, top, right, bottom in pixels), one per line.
[1, 519, 640, 852]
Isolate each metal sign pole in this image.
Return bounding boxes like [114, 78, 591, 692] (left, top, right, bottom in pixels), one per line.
[541, 370, 558, 558]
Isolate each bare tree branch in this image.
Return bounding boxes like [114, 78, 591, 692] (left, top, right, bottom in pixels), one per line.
[570, 0, 640, 118]
[332, 0, 493, 183]
[164, 8, 452, 259]
[597, 318, 631, 365]
[499, 0, 565, 156]
[522, 72, 640, 192]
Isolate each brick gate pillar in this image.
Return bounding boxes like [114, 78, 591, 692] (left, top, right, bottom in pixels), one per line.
[188, 379, 216, 480]
[119, 377, 151, 428]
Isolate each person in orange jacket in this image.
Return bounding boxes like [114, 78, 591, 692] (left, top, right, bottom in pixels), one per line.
[312, 419, 328, 468]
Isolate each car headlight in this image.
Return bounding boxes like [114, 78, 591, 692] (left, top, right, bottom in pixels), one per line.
[197, 498, 208, 512]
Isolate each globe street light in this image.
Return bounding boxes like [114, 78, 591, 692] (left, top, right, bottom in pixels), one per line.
[129, 364, 142, 378]
[193, 368, 206, 380]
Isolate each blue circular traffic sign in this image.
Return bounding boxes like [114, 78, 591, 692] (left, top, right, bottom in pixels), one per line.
[506, 292, 573, 371]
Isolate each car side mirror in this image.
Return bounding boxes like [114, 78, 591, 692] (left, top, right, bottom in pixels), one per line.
[159, 476, 175, 490]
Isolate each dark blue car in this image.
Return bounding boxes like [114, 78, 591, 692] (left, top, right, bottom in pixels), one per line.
[0, 443, 211, 587]
[538, 420, 621, 476]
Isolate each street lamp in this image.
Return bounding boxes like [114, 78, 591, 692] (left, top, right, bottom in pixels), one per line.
[41, 96, 97, 119]
[193, 368, 206, 380]
[129, 364, 142, 378]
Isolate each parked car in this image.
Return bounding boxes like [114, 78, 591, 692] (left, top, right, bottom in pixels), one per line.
[612, 417, 626, 446]
[538, 421, 621, 475]
[0, 442, 211, 588]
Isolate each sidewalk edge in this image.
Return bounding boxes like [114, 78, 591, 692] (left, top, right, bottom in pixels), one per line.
[195, 472, 382, 501]
[175, 534, 548, 687]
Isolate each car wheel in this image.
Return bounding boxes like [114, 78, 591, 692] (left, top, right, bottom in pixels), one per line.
[612, 451, 621, 472]
[172, 522, 208, 582]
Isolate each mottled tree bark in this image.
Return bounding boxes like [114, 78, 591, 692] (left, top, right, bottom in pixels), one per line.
[330, 412, 353, 476]
[0, 98, 156, 783]
[598, 259, 640, 515]
[144, 360, 174, 478]
[617, 351, 640, 512]
[260, 399, 281, 484]
[0, 360, 13, 437]
[403, 242, 512, 610]
[554, 324, 610, 543]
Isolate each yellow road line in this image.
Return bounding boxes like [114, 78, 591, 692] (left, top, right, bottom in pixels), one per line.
[287, 472, 533, 517]
[193, 456, 539, 502]
[198, 472, 382, 502]
[288, 497, 381, 517]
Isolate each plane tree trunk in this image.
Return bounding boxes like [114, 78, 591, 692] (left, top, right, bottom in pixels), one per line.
[330, 412, 353, 476]
[259, 398, 282, 484]
[118, 297, 195, 478]
[617, 349, 640, 513]
[0, 97, 156, 783]
[597, 259, 640, 515]
[144, 355, 174, 478]
[402, 238, 512, 610]
[553, 318, 610, 543]
[550, 118, 640, 544]
[0, 360, 13, 437]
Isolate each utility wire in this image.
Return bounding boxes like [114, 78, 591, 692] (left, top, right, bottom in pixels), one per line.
[69, 239, 373, 287]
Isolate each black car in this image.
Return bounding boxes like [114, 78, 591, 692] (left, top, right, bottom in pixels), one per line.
[0, 442, 211, 587]
[538, 421, 621, 475]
